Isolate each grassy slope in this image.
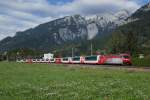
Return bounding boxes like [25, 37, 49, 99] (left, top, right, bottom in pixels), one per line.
[0, 62, 150, 100]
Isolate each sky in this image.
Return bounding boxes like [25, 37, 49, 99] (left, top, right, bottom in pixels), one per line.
[0, 0, 149, 40]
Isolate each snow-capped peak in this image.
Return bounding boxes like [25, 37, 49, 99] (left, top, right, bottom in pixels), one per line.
[64, 14, 86, 25]
[85, 10, 130, 40]
[86, 10, 129, 27]
[115, 10, 130, 20]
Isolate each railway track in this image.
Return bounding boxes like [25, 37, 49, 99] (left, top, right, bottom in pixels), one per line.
[60, 64, 150, 72]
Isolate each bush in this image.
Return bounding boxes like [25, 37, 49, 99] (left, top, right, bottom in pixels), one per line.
[132, 57, 150, 67]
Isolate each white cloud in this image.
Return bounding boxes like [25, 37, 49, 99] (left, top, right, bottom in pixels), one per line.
[0, 0, 141, 40]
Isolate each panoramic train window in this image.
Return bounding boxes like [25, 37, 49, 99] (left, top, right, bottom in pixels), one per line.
[72, 57, 80, 61]
[85, 56, 97, 61]
[123, 55, 129, 59]
[63, 58, 68, 61]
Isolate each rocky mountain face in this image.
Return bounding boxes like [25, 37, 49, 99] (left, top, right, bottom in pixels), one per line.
[108, 2, 150, 54]
[0, 10, 130, 53]
[86, 10, 129, 40]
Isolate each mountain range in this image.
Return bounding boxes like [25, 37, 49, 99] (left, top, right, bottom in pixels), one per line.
[0, 2, 149, 56]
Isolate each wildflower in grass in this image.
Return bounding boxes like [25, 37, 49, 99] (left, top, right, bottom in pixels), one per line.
[45, 92, 57, 96]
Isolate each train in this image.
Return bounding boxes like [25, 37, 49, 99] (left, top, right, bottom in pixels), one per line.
[17, 54, 132, 65]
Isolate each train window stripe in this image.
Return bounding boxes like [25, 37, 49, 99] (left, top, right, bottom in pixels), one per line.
[85, 56, 97, 61]
[63, 58, 68, 61]
[50, 59, 54, 61]
[72, 57, 80, 61]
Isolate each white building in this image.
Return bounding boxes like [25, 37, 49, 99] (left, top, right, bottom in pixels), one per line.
[43, 53, 54, 60]
[139, 54, 144, 59]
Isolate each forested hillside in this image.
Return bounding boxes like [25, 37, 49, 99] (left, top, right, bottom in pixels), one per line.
[107, 3, 150, 55]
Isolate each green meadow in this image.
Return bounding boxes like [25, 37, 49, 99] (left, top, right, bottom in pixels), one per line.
[0, 62, 150, 100]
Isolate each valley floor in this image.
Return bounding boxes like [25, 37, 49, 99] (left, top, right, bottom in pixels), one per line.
[0, 62, 150, 100]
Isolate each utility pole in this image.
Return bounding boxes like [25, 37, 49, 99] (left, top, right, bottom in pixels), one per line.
[91, 42, 93, 56]
[4, 51, 8, 61]
[72, 47, 74, 57]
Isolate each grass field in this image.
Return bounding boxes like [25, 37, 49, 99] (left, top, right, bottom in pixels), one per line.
[0, 62, 150, 100]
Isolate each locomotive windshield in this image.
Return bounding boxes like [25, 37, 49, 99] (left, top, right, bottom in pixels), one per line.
[72, 57, 80, 61]
[123, 55, 130, 59]
[85, 56, 97, 61]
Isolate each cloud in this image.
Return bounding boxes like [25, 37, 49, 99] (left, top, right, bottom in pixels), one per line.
[0, 0, 141, 40]
[59, 0, 140, 15]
